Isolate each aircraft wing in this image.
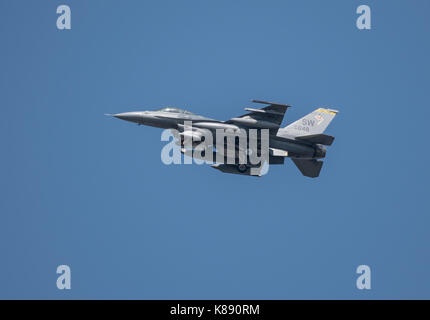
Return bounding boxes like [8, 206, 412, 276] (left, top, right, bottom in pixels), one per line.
[226, 100, 291, 134]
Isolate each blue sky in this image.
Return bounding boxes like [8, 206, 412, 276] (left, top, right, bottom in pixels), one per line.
[1, 0, 429, 299]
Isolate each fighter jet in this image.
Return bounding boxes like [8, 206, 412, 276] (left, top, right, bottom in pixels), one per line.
[107, 100, 338, 177]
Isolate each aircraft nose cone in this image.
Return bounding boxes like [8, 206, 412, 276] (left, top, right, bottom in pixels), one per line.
[111, 112, 143, 124]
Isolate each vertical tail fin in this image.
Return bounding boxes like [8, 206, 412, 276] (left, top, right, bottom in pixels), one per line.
[278, 108, 338, 137]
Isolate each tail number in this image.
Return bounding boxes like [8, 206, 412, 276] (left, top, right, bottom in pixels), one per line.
[294, 124, 310, 132]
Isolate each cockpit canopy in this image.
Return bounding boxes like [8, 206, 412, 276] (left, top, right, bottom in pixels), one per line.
[157, 107, 194, 115]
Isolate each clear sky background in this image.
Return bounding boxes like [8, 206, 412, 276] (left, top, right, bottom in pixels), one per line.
[1, 0, 429, 299]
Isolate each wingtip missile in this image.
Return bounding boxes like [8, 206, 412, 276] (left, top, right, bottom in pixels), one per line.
[252, 99, 291, 108]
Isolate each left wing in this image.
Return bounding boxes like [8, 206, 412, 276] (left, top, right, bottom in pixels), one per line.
[226, 99, 291, 135]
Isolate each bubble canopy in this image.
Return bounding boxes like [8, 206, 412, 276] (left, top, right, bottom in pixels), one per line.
[156, 107, 194, 115]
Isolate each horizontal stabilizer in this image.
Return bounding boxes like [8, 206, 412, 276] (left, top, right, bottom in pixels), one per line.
[296, 134, 335, 146]
[291, 159, 323, 178]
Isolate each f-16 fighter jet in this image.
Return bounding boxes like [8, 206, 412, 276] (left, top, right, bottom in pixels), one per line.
[107, 100, 338, 177]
